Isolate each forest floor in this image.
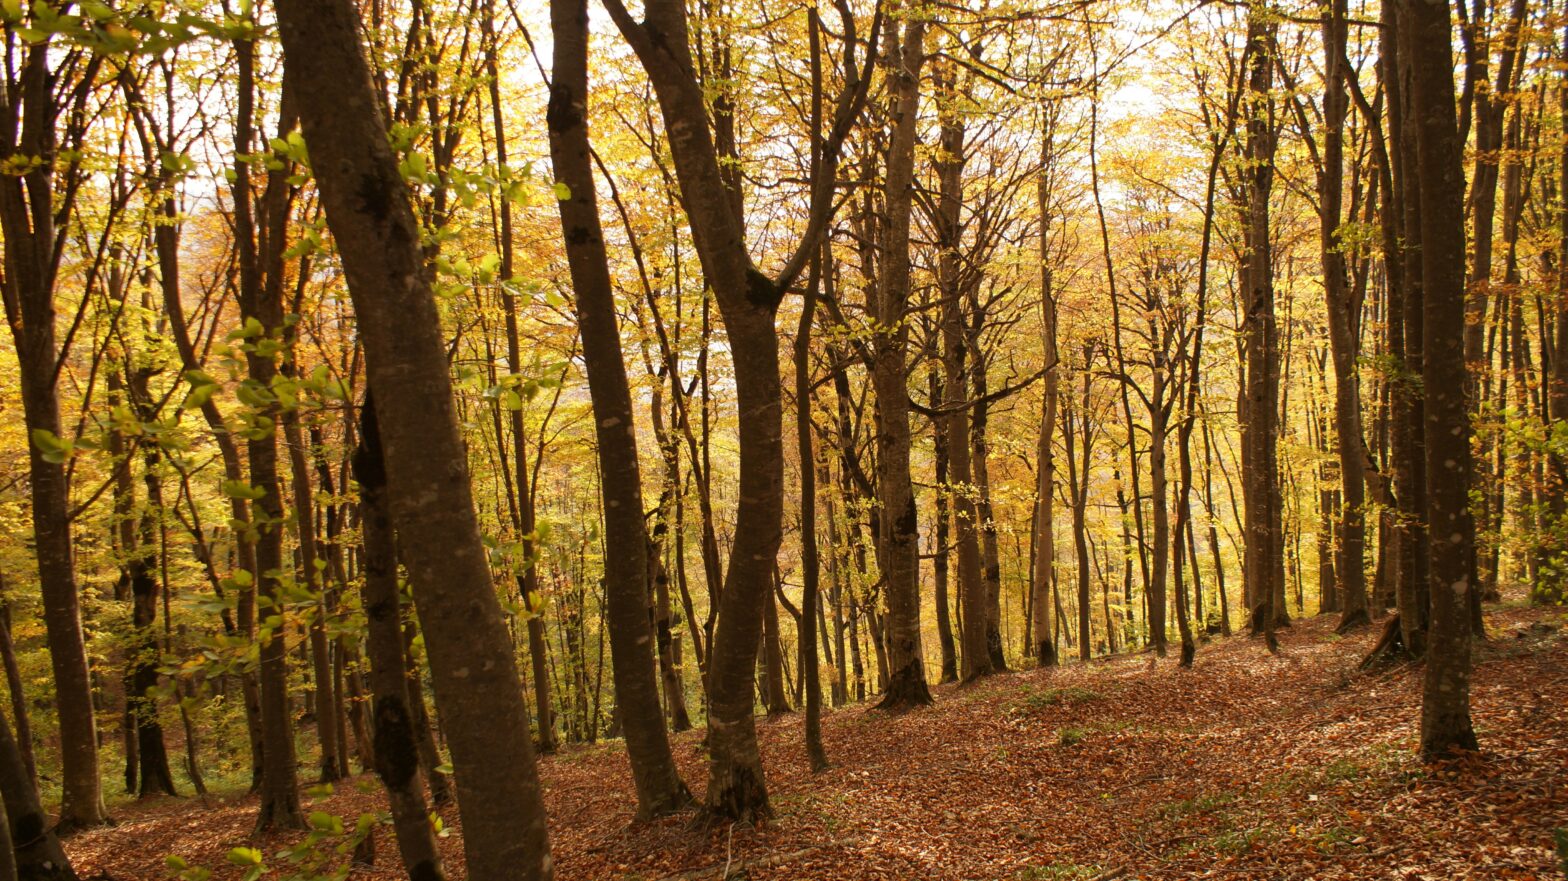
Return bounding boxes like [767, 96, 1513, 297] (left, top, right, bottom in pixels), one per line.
[67, 600, 1568, 881]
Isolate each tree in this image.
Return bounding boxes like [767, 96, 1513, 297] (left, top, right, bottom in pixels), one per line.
[869, 11, 934, 708]
[0, 14, 109, 832]
[1404, 0, 1479, 760]
[602, 0, 871, 820]
[273, 1, 553, 876]
[547, 0, 691, 818]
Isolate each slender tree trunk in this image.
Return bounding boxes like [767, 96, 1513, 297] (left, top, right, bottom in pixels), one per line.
[353, 400, 446, 881]
[1032, 142, 1060, 665]
[547, 0, 692, 818]
[285, 415, 341, 783]
[796, 240, 829, 769]
[930, 368, 960, 681]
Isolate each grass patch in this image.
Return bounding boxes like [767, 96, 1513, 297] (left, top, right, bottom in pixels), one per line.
[1015, 863, 1102, 880]
[1058, 726, 1089, 746]
[1208, 827, 1270, 855]
[1158, 791, 1237, 820]
[1015, 686, 1104, 712]
[1310, 825, 1360, 853]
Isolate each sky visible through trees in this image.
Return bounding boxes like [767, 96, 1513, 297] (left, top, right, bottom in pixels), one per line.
[0, 0, 1565, 879]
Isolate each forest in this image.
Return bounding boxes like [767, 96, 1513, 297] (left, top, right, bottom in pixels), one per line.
[0, 0, 1565, 878]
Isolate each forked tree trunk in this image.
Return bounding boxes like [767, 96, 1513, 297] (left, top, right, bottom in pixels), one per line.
[603, 0, 869, 820]
[274, 1, 553, 875]
[0, 32, 108, 833]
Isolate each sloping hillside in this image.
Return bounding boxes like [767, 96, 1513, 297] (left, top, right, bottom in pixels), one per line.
[70, 604, 1568, 881]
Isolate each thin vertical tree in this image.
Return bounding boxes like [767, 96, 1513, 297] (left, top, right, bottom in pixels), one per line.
[547, 0, 692, 818]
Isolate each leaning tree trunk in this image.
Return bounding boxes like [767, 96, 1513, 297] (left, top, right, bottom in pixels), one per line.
[1405, 0, 1480, 760]
[547, 0, 691, 819]
[603, 0, 868, 819]
[353, 399, 447, 881]
[274, 1, 553, 876]
[0, 698, 74, 881]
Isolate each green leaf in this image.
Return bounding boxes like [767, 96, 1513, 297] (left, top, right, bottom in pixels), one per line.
[225, 847, 263, 867]
[30, 428, 71, 463]
[227, 316, 265, 340]
[181, 382, 218, 411]
[307, 811, 344, 835]
[221, 480, 267, 501]
[552, 181, 572, 201]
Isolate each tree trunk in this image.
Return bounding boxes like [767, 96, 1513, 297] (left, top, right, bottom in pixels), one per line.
[1404, 0, 1480, 760]
[1319, 0, 1373, 631]
[930, 368, 960, 681]
[0, 697, 74, 880]
[0, 33, 108, 831]
[1032, 150, 1060, 665]
[1241, 6, 1282, 647]
[274, 0, 553, 874]
[352, 400, 447, 881]
[796, 235, 830, 769]
[1547, 20, 1568, 604]
[284, 414, 340, 783]
[867, 15, 934, 709]
[548, 0, 692, 818]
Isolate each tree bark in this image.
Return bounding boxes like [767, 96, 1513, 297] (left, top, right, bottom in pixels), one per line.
[1404, 0, 1480, 760]
[548, 0, 692, 819]
[1320, 0, 1372, 631]
[274, 1, 553, 874]
[353, 399, 447, 881]
[869, 15, 934, 709]
[0, 30, 108, 832]
[0, 697, 74, 880]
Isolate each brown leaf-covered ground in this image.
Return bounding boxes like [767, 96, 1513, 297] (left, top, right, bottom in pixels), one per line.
[69, 602, 1568, 880]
